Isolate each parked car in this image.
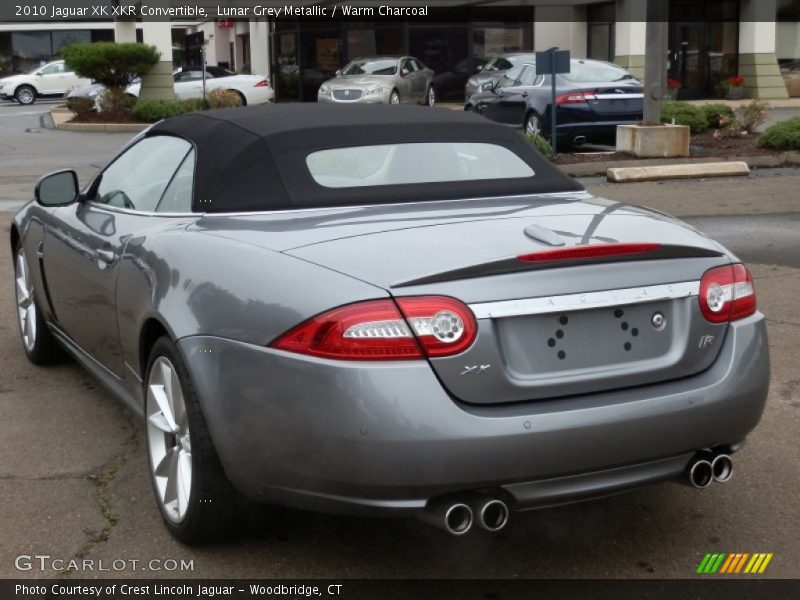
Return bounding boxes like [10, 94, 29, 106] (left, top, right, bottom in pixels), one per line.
[127, 68, 273, 105]
[66, 66, 242, 111]
[0, 60, 90, 105]
[12, 104, 768, 542]
[466, 59, 643, 148]
[464, 53, 538, 102]
[318, 56, 435, 106]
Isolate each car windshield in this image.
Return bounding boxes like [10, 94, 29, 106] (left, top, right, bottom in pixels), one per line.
[561, 61, 636, 83]
[306, 142, 534, 188]
[341, 59, 398, 76]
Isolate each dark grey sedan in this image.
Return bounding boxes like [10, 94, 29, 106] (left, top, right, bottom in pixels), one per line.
[12, 105, 768, 542]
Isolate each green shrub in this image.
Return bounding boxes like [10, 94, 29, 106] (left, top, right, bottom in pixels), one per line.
[132, 99, 186, 122]
[208, 88, 243, 109]
[98, 87, 135, 121]
[757, 117, 800, 151]
[700, 103, 735, 129]
[661, 101, 709, 133]
[526, 133, 553, 159]
[739, 99, 770, 134]
[63, 42, 160, 88]
[181, 98, 209, 113]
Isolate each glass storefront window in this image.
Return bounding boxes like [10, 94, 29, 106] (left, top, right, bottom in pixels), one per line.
[777, 0, 800, 96]
[0, 33, 11, 77]
[587, 2, 615, 62]
[473, 24, 530, 73]
[410, 25, 469, 101]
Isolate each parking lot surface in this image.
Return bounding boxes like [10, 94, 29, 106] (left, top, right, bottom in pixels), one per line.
[0, 104, 798, 579]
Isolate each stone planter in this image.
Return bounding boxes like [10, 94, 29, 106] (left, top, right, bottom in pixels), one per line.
[726, 86, 744, 100]
[616, 124, 691, 158]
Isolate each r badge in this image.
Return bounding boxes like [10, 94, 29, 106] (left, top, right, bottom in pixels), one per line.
[698, 334, 715, 349]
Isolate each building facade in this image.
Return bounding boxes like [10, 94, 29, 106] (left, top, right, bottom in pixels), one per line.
[1, 0, 798, 101]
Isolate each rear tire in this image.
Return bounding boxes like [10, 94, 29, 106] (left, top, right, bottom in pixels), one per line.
[525, 112, 543, 137]
[425, 85, 436, 107]
[144, 336, 242, 543]
[15, 85, 36, 106]
[14, 243, 64, 364]
[228, 90, 247, 106]
[389, 89, 400, 105]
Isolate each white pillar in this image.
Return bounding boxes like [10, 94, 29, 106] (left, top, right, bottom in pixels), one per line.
[738, 0, 788, 98]
[139, 22, 174, 100]
[614, 0, 646, 80]
[114, 21, 136, 44]
[533, 6, 586, 58]
[249, 20, 270, 78]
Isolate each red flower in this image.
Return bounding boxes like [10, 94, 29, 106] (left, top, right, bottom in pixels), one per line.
[666, 77, 681, 89]
[724, 75, 745, 87]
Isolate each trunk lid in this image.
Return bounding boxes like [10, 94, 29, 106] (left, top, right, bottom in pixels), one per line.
[195, 194, 731, 404]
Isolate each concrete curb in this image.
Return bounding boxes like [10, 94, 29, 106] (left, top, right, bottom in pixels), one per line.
[55, 122, 149, 133]
[607, 161, 750, 183]
[561, 153, 800, 177]
[50, 107, 149, 133]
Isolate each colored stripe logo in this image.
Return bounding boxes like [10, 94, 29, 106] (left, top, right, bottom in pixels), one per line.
[697, 553, 773, 574]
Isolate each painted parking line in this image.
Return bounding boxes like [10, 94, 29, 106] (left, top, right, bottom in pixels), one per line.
[0, 110, 50, 117]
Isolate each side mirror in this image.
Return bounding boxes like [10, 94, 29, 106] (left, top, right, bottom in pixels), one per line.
[481, 81, 495, 92]
[475, 64, 483, 73]
[401, 68, 410, 76]
[35, 170, 80, 206]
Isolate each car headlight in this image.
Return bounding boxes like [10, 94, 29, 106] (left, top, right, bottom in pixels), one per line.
[88, 90, 98, 98]
[365, 87, 387, 96]
[318, 86, 330, 96]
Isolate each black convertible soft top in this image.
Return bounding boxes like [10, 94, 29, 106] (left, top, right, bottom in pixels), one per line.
[149, 104, 583, 213]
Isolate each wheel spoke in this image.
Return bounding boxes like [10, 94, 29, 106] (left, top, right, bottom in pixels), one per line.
[148, 411, 173, 433]
[169, 367, 186, 425]
[150, 385, 178, 433]
[176, 450, 191, 516]
[26, 306, 36, 342]
[162, 447, 180, 505]
[155, 445, 177, 478]
[16, 277, 29, 305]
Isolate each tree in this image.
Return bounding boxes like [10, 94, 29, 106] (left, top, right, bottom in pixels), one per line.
[63, 42, 160, 89]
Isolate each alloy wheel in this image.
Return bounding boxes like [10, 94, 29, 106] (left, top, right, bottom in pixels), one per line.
[16, 87, 35, 105]
[525, 114, 541, 136]
[147, 356, 192, 523]
[15, 250, 37, 352]
[427, 87, 436, 107]
[390, 91, 400, 104]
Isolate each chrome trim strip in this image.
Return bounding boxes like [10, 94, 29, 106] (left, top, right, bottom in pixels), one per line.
[592, 93, 644, 100]
[469, 281, 700, 319]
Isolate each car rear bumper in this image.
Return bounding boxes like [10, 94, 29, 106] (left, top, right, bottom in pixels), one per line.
[554, 119, 639, 145]
[178, 313, 769, 516]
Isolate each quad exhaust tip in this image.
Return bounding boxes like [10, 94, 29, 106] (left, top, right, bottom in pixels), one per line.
[712, 454, 733, 483]
[686, 451, 734, 488]
[421, 494, 509, 535]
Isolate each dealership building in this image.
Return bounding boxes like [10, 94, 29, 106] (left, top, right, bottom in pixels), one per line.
[1, 0, 798, 101]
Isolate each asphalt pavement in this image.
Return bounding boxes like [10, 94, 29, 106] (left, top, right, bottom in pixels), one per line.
[0, 101, 798, 580]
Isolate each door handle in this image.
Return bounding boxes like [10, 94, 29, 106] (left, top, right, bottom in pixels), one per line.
[521, 92, 529, 98]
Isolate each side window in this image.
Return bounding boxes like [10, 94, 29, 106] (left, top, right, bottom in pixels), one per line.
[496, 66, 523, 89]
[94, 136, 192, 212]
[518, 66, 538, 87]
[40, 63, 64, 75]
[157, 149, 195, 213]
[409, 58, 423, 72]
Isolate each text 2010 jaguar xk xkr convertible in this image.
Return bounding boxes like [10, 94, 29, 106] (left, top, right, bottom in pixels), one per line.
[11, 105, 769, 542]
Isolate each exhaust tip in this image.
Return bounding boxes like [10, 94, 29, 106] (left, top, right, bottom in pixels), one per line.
[690, 459, 714, 489]
[712, 454, 733, 483]
[444, 503, 473, 535]
[479, 499, 509, 532]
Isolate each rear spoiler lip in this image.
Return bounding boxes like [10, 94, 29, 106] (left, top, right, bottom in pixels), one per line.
[391, 244, 725, 288]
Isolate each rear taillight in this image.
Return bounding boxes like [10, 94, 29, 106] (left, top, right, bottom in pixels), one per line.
[255, 80, 270, 88]
[518, 243, 660, 263]
[555, 90, 597, 105]
[269, 297, 477, 361]
[699, 264, 756, 323]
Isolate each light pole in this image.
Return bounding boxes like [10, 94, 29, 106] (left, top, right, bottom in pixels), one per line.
[643, 0, 668, 125]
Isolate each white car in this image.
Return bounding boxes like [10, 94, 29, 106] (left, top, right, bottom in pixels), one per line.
[0, 60, 90, 105]
[127, 69, 274, 105]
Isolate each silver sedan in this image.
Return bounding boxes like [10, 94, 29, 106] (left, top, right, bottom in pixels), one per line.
[318, 56, 436, 106]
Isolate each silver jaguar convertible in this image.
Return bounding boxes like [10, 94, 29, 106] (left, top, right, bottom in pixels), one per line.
[11, 105, 769, 542]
